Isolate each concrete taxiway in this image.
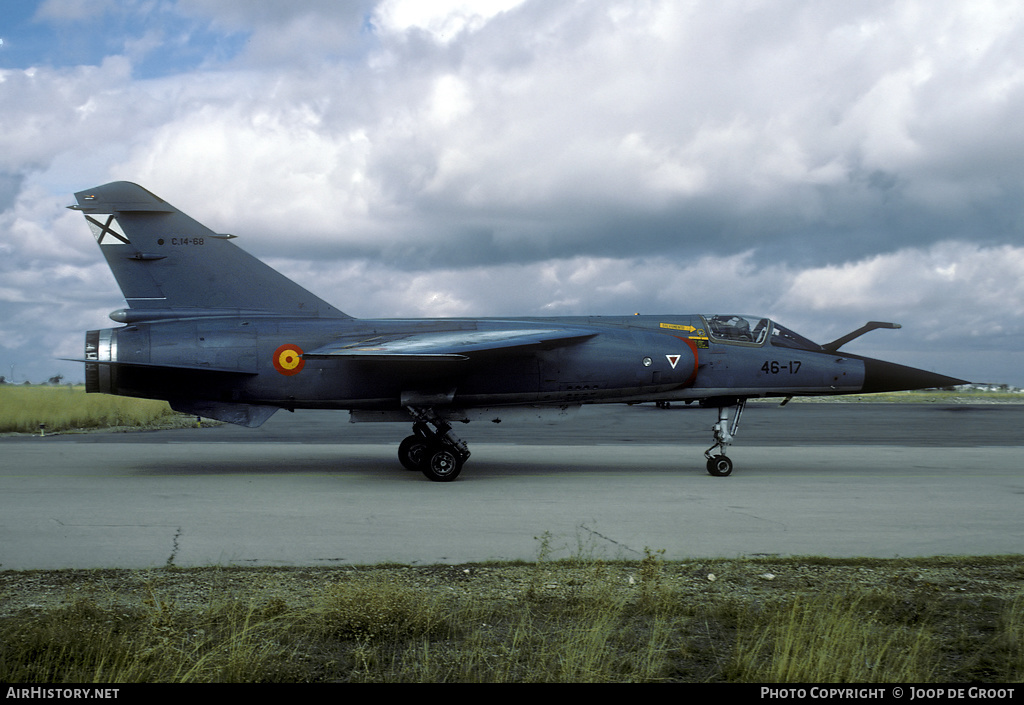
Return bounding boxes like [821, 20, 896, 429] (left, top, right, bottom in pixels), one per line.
[1, 403, 1022, 569]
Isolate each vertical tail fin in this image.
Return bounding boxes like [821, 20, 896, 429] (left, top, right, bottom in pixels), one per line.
[70, 181, 350, 320]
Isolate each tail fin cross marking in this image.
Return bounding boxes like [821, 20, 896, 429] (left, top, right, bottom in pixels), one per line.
[86, 215, 130, 245]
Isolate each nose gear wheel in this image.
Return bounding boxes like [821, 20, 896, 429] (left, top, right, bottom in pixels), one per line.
[706, 454, 733, 477]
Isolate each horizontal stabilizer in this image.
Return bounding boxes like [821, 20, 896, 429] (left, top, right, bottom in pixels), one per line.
[304, 328, 596, 361]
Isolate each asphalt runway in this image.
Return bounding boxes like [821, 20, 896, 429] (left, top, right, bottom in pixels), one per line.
[2, 403, 1022, 570]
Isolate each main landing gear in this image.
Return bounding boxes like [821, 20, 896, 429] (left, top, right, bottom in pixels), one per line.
[704, 398, 746, 477]
[398, 408, 471, 482]
[395, 400, 747, 480]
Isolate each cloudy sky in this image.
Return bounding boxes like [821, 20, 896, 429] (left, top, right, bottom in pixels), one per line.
[2, 0, 1023, 386]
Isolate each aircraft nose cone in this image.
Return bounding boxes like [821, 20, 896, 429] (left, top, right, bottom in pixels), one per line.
[860, 358, 969, 394]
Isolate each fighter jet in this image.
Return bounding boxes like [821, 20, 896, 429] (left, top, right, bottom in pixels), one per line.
[68, 182, 968, 481]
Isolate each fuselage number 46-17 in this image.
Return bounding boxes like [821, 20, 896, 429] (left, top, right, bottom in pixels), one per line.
[761, 360, 802, 375]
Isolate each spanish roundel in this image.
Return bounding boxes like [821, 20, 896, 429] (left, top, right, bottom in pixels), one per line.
[273, 343, 305, 376]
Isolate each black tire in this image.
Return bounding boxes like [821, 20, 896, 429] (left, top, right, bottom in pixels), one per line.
[422, 446, 464, 482]
[398, 435, 429, 471]
[706, 455, 733, 477]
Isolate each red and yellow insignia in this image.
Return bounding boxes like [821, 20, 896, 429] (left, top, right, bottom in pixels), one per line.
[273, 344, 305, 376]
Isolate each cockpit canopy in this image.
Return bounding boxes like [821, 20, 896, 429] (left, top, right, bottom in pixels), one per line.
[703, 315, 769, 344]
[701, 315, 821, 351]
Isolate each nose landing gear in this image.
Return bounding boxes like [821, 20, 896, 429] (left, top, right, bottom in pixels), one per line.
[704, 398, 746, 476]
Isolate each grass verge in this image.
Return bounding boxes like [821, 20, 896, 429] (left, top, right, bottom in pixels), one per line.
[0, 385, 197, 434]
[1, 555, 1021, 683]
[752, 388, 1023, 404]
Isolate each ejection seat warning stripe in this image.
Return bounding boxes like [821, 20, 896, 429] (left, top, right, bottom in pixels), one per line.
[273, 344, 305, 376]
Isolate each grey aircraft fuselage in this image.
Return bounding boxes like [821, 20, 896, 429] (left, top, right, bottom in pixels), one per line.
[72, 182, 968, 481]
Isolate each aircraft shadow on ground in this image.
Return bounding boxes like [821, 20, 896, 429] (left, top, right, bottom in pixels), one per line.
[127, 448, 778, 480]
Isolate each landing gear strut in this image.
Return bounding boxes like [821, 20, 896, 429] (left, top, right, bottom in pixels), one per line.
[398, 408, 471, 482]
[704, 398, 746, 476]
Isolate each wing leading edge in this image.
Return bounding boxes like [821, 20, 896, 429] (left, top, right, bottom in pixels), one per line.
[304, 328, 597, 361]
